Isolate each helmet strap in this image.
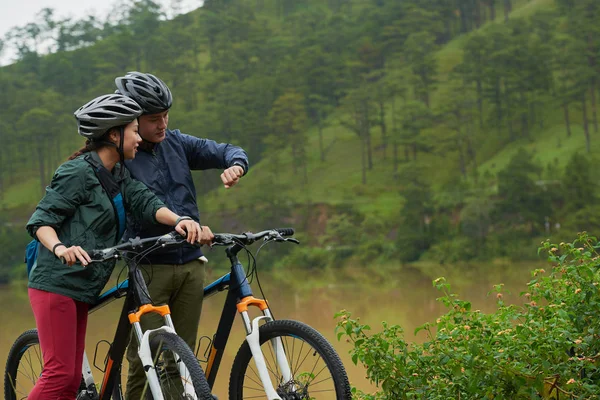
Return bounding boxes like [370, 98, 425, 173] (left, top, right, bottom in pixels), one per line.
[118, 126, 125, 179]
[139, 137, 157, 152]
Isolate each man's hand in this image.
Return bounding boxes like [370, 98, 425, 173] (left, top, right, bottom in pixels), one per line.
[175, 219, 202, 243]
[175, 219, 214, 245]
[221, 165, 244, 189]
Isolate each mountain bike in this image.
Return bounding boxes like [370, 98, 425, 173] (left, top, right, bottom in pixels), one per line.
[4, 232, 214, 400]
[197, 228, 351, 400]
[5, 227, 352, 399]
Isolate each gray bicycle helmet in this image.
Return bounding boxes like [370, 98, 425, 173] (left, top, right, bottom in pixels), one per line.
[74, 94, 143, 139]
[115, 71, 172, 115]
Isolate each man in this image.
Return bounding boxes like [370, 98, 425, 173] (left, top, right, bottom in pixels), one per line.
[115, 71, 248, 399]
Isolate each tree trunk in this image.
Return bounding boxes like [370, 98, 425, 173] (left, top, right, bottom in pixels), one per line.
[291, 142, 298, 175]
[393, 142, 398, 177]
[37, 142, 46, 196]
[302, 156, 308, 185]
[529, 97, 536, 128]
[582, 92, 591, 153]
[475, 0, 482, 28]
[588, 34, 598, 133]
[506, 89, 514, 141]
[208, 37, 216, 68]
[361, 138, 367, 185]
[0, 146, 3, 200]
[366, 127, 373, 169]
[563, 103, 572, 137]
[520, 91, 529, 138]
[495, 77, 502, 125]
[481, 0, 487, 23]
[503, 0, 511, 22]
[443, 19, 452, 42]
[590, 84, 598, 133]
[56, 136, 61, 167]
[457, 135, 467, 177]
[7, 138, 14, 185]
[459, 3, 469, 33]
[317, 114, 325, 162]
[404, 146, 410, 161]
[489, 0, 496, 21]
[365, 104, 373, 170]
[466, 119, 477, 174]
[477, 79, 483, 128]
[379, 99, 387, 160]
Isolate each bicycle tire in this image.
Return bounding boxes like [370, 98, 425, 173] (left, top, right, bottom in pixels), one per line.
[228, 319, 352, 400]
[144, 331, 213, 400]
[4, 329, 91, 399]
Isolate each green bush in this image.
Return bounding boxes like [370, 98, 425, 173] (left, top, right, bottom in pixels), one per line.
[336, 233, 600, 399]
[279, 245, 331, 269]
[420, 237, 479, 264]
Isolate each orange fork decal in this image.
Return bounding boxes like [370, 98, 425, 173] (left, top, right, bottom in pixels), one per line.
[99, 357, 114, 398]
[236, 296, 269, 313]
[204, 346, 218, 377]
[128, 304, 171, 324]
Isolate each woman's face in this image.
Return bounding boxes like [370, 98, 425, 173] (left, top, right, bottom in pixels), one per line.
[112, 120, 142, 160]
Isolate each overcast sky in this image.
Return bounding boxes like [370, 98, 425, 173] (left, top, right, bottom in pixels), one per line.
[0, 0, 203, 65]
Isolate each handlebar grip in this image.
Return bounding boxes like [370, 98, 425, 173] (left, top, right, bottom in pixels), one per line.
[276, 228, 295, 237]
[60, 256, 66, 264]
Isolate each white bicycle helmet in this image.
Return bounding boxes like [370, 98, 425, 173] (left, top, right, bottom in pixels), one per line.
[74, 94, 143, 139]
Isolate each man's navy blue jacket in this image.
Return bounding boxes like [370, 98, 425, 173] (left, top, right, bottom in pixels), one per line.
[124, 128, 249, 265]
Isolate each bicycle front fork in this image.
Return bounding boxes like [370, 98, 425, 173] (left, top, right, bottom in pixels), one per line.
[129, 304, 197, 400]
[238, 296, 294, 400]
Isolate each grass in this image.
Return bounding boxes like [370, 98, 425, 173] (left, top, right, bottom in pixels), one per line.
[202, 0, 586, 220]
[1, 177, 41, 210]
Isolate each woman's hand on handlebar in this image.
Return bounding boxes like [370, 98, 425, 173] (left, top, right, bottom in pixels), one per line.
[55, 246, 91, 266]
[175, 220, 214, 245]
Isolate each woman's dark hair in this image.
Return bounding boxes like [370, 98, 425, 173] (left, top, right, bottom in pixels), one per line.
[68, 126, 123, 160]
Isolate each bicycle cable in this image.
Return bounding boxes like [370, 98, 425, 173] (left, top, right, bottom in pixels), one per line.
[129, 241, 167, 302]
[254, 239, 276, 319]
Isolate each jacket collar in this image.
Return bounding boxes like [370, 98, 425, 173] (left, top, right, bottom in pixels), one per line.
[88, 151, 126, 182]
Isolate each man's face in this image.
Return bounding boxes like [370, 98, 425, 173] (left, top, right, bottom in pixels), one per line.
[138, 110, 169, 143]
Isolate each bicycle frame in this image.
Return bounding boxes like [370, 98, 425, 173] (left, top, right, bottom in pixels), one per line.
[197, 242, 293, 399]
[83, 255, 196, 400]
[88, 233, 294, 400]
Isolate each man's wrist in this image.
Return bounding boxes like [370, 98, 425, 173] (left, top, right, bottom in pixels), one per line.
[232, 163, 246, 174]
[175, 216, 193, 226]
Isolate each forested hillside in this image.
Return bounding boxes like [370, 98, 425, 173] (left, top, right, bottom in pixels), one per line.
[1, 0, 599, 282]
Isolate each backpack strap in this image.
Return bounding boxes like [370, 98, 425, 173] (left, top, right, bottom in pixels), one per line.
[83, 153, 127, 243]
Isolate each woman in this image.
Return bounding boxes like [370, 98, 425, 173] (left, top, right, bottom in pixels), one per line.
[25, 93, 213, 399]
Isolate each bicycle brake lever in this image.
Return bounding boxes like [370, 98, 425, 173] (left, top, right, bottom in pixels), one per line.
[270, 236, 300, 245]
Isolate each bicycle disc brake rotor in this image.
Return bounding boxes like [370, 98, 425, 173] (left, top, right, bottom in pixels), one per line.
[276, 380, 310, 400]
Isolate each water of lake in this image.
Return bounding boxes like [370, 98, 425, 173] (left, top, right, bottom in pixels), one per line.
[0, 259, 540, 398]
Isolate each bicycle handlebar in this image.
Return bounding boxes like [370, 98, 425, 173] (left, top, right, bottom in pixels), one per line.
[82, 227, 296, 263]
[212, 227, 296, 247]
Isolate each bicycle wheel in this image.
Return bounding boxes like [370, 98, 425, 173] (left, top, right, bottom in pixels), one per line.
[4, 329, 91, 399]
[228, 319, 352, 400]
[143, 331, 213, 400]
[4, 329, 44, 400]
[4, 329, 118, 400]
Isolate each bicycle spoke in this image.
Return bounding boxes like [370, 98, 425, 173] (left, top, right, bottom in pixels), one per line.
[243, 367, 264, 389]
[291, 341, 313, 378]
[308, 365, 333, 386]
[292, 339, 306, 376]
